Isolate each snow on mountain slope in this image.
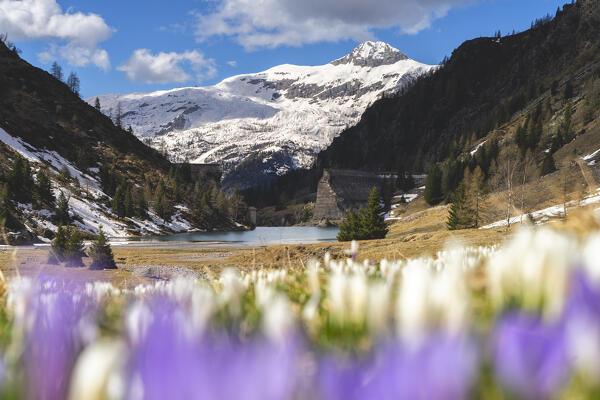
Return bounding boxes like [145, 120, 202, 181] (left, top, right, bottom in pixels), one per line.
[0, 127, 196, 238]
[90, 42, 436, 189]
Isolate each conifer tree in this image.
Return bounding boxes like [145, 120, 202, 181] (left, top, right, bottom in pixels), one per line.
[89, 228, 117, 270]
[359, 187, 388, 240]
[35, 169, 54, 205]
[94, 97, 101, 111]
[447, 183, 474, 230]
[51, 226, 84, 267]
[466, 166, 486, 228]
[115, 102, 123, 129]
[337, 208, 362, 242]
[55, 192, 71, 225]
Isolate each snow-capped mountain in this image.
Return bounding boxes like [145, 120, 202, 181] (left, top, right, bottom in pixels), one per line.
[90, 42, 436, 189]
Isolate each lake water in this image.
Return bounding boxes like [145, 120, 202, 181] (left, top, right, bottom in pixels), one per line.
[138, 226, 340, 246]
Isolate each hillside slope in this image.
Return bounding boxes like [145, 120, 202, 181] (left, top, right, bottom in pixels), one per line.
[245, 1, 600, 226]
[0, 41, 241, 244]
[90, 42, 435, 189]
[316, 1, 600, 172]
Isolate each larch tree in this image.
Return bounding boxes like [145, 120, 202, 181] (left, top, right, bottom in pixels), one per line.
[66, 72, 80, 96]
[51, 61, 63, 81]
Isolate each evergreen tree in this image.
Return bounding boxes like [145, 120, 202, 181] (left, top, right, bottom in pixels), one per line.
[359, 187, 388, 240]
[51, 226, 84, 267]
[115, 102, 123, 129]
[35, 169, 54, 205]
[424, 165, 443, 205]
[54, 192, 71, 225]
[447, 183, 474, 230]
[337, 208, 362, 242]
[59, 165, 71, 182]
[89, 228, 117, 270]
[65, 228, 84, 267]
[66, 72, 80, 96]
[124, 186, 134, 217]
[51, 61, 63, 81]
[467, 166, 486, 228]
[94, 97, 101, 111]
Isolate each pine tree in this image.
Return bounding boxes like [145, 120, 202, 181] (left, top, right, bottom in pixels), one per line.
[51, 226, 84, 267]
[59, 165, 71, 182]
[112, 182, 126, 218]
[124, 185, 133, 217]
[94, 97, 101, 111]
[55, 192, 71, 225]
[337, 208, 362, 242]
[115, 102, 123, 129]
[66, 72, 80, 96]
[89, 228, 117, 270]
[359, 187, 388, 240]
[35, 169, 54, 205]
[468, 166, 486, 228]
[446, 183, 474, 230]
[65, 228, 84, 267]
[51, 61, 63, 81]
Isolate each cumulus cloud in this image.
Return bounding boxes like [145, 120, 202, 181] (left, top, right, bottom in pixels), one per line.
[118, 49, 217, 84]
[194, 0, 469, 49]
[227, 60, 237, 67]
[0, 0, 113, 69]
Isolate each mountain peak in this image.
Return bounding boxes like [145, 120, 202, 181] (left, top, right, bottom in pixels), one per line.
[331, 41, 408, 67]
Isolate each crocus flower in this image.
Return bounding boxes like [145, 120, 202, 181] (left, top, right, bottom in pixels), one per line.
[125, 297, 300, 400]
[563, 269, 600, 381]
[492, 312, 569, 400]
[22, 279, 98, 400]
[318, 334, 478, 400]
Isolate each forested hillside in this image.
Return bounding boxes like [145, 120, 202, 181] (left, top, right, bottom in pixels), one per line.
[246, 1, 600, 218]
[0, 40, 247, 243]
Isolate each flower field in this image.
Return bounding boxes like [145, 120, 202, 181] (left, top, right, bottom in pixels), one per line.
[1, 227, 600, 399]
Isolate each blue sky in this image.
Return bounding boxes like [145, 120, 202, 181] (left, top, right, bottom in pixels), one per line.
[1, 0, 566, 99]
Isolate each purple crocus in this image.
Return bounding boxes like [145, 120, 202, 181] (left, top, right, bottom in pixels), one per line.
[562, 269, 600, 381]
[492, 312, 569, 400]
[23, 279, 98, 400]
[126, 297, 300, 400]
[318, 334, 478, 400]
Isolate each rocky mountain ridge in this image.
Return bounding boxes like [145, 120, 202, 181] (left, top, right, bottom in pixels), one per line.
[90, 41, 435, 189]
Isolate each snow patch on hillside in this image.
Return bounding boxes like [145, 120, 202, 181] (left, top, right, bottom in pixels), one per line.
[0, 127, 197, 238]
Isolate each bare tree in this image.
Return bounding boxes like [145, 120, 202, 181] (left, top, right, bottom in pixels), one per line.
[493, 150, 518, 230]
[519, 150, 537, 224]
[51, 61, 63, 81]
[66, 72, 80, 96]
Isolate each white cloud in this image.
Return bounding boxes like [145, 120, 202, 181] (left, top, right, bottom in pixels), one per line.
[118, 49, 217, 84]
[0, 0, 113, 69]
[194, 0, 470, 50]
[227, 60, 237, 67]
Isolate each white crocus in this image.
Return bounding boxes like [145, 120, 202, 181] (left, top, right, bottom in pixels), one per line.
[219, 269, 245, 317]
[69, 339, 127, 400]
[366, 281, 391, 335]
[396, 260, 431, 344]
[347, 272, 368, 324]
[582, 234, 600, 284]
[302, 260, 322, 324]
[262, 293, 295, 342]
